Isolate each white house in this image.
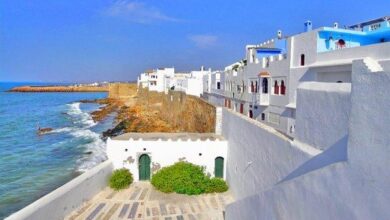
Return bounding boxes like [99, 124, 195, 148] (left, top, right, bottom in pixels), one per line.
[137, 68, 175, 92]
[107, 133, 227, 181]
[137, 72, 149, 88]
[137, 66, 211, 97]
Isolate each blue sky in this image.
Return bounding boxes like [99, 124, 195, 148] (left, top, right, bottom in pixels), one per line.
[0, 0, 389, 83]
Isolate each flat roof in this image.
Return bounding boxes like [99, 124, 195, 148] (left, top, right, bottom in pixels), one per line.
[111, 133, 225, 141]
[349, 16, 390, 29]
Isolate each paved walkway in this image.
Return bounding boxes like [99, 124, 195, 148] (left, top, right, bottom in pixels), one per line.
[65, 182, 234, 220]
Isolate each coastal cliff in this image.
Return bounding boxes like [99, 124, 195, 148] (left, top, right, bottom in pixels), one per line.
[9, 85, 108, 92]
[91, 84, 216, 137]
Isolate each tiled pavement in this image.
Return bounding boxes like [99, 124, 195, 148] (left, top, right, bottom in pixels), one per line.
[65, 182, 234, 220]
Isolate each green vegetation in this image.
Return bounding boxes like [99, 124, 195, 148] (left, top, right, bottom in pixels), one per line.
[109, 169, 133, 190]
[151, 162, 228, 195]
[205, 177, 229, 193]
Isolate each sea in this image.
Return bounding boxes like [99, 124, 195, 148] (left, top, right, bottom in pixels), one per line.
[0, 82, 114, 219]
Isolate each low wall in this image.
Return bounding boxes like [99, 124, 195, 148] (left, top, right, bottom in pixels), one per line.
[6, 161, 114, 220]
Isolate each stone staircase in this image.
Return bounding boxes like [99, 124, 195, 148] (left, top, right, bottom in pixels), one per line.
[66, 182, 233, 220]
[363, 57, 384, 72]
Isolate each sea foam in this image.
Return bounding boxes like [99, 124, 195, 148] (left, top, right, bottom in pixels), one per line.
[62, 102, 107, 172]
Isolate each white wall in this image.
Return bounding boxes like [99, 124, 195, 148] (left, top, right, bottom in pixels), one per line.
[225, 58, 390, 220]
[317, 42, 390, 62]
[348, 59, 390, 192]
[295, 82, 351, 151]
[186, 78, 203, 97]
[107, 137, 228, 181]
[6, 161, 113, 220]
[221, 108, 316, 200]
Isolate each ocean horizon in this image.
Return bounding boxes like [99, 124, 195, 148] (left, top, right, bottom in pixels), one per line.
[0, 82, 113, 219]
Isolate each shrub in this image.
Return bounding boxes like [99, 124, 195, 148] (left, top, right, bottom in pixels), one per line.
[205, 178, 228, 193]
[109, 168, 133, 190]
[151, 162, 228, 195]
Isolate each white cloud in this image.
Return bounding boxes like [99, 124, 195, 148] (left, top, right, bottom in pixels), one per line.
[188, 34, 218, 48]
[105, 1, 180, 24]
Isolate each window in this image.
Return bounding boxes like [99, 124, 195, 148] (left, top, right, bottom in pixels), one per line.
[262, 78, 268, 94]
[280, 80, 286, 95]
[250, 81, 254, 93]
[217, 82, 221, 90]
[255, 81, 258, 93]
[261, 113, 265, 121]
[274, 80, 279, 95]
[300, 54, 305, 66]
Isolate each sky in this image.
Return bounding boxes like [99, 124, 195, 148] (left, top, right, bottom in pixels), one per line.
[0, 0, 389, 83]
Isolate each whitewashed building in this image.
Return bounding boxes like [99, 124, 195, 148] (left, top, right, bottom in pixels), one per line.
[137, 67, 211, 97]
[203, 16, 390, 138]
[137, 68, 175, 92]
[107, 133, 227, 181]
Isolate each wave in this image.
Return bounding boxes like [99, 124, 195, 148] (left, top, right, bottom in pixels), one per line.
[50, 127, 75, 133]
[53, 102, 108, 172]
[66, 102, 97, 128]
[70, 129, 107, 172]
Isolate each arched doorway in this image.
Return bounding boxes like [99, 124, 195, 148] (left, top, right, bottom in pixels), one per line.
[215, 157, 224, 178]
[139, 154, 151, 180]
[262, 78, 268, 94]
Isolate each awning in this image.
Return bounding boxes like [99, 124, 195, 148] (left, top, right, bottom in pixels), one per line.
[256, 48, 282, 54]
[259, 72, 270, 77]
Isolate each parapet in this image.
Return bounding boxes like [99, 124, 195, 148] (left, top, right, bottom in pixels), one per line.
[110, 132, 225, 142]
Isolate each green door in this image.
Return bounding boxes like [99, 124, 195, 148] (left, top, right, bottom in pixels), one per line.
[215, 157, 224, 178]
[139, 154, 151, 180]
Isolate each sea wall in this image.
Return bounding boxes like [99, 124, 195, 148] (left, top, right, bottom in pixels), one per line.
[108, 83, 136, 99]
[9, 85, 108, 92]
[6, 161, 113, 220]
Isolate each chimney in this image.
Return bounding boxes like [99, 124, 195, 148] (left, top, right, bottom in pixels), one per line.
[304, 20, 312, 32]
[277, 30, 282, 39]
[334, 22, 339, 29]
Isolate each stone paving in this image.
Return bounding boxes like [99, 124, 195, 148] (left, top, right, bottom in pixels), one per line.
[65, 182, 234, 220]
